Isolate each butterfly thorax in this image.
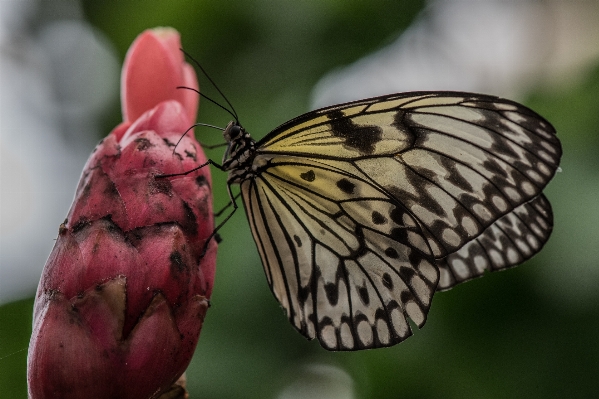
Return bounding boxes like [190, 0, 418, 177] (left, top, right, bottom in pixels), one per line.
[222, 121, 257, 184]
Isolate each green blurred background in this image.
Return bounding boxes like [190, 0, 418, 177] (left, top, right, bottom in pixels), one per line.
[1, 0, 598, 398]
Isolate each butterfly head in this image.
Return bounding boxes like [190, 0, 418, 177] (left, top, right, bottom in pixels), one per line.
[222, 121, 244, 143]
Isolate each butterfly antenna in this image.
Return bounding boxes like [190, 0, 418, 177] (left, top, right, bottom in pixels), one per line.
[177, 86, 238, 122]
[172, 122, 226, 154]
[180, 49, 239, 123]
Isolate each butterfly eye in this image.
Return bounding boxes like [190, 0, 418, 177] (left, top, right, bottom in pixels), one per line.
[230, 125, 242, 140]
[223, 122, 242, 142]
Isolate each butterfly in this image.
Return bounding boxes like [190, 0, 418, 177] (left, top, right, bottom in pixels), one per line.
[211, 91, 562, 351]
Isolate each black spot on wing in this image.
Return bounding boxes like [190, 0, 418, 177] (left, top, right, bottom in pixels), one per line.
[382, 273, 393, 289]
[358, 285, 370, 305]
[399, 266, 415, 282]
[385, 247, 399, 259]
[300, 170, 315, 182]
[325, 282, 339, 306]
[390, 228, 408, 242]
[293, 235, 302, 247]
[389, 207, 406, 225]
[328, 110, 382, 154]
[371, 211, 387, 225]
[392, 109, 407, 130]
[337, 178, 355, 194]
[400, 290, 414, 304]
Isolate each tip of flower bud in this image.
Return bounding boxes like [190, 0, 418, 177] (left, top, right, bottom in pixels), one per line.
[121, 28, 198, 125]
[151, 27, 180, 39]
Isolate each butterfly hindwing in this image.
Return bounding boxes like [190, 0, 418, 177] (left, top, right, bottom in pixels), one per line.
[437, 193, 553, 290]
[241, 156, 438, 350]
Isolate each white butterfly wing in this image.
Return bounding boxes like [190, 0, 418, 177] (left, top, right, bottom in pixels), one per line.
[241, 157, 438, 350]
[258, 92, 560, 254]
[438, 193, 553, 290]
[238, 91, 560, 350]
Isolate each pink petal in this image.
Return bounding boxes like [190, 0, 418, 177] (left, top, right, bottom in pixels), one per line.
[121, 28, 198, 125]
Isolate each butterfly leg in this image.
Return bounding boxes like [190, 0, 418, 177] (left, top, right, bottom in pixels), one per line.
[156, 159, 230, 258]
[156, 158, 226, 179]
[199, 183, 239, 257]
[214, 192, 241, 217]
[205, 192, 241, 248]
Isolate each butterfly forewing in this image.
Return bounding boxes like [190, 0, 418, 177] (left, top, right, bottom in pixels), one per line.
[256, 92, 560, 255]
[227, 91, 561, 351]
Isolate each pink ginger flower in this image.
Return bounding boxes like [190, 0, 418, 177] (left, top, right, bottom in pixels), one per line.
[27, 28, 216, 399]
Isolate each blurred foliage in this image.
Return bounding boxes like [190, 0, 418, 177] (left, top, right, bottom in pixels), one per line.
[82, 0, 425, 139]
[2, 0, 599, 398]
[0, 298, 33, 397]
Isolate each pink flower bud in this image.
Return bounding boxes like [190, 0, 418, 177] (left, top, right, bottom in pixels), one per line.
[27, 28, 215, 399]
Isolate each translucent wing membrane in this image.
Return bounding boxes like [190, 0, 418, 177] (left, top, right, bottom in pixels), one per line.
[241, 157, 438, 350]
[438, 193, 553, 290]
[228, 91, 561, 350]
